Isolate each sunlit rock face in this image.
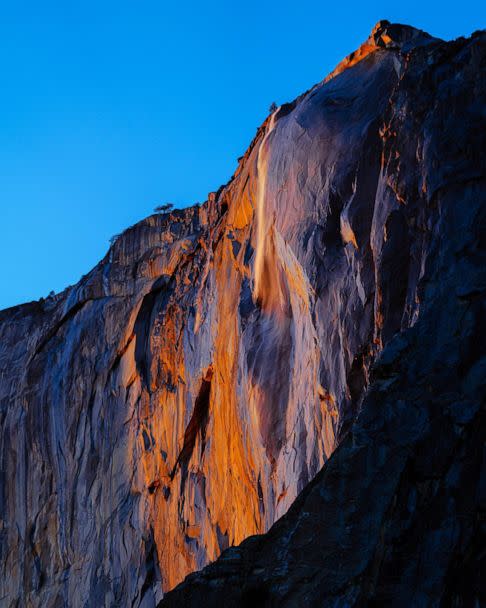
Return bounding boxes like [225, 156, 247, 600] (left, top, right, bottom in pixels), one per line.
[161, 24, 486, 608]
[1, 21, 484, 608]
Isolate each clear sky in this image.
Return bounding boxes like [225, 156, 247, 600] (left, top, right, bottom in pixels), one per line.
[1, 1, 484, 309]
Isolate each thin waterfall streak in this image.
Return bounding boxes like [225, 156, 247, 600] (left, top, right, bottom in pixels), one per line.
[253, 109, 279, 305]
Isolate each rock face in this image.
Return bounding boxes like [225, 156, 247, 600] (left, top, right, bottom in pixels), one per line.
[1, 21, 485, 608]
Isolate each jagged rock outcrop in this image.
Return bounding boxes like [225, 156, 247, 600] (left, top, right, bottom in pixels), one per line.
[1, 21, 484, 608]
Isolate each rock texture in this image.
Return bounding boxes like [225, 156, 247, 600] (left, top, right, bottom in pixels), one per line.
[1, 21, 485, 608]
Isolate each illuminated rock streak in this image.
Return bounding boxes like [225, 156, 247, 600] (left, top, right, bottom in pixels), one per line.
[253, 109, 282, 312]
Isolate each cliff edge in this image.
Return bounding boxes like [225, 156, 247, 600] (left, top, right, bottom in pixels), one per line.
[0, 21, 485, 607]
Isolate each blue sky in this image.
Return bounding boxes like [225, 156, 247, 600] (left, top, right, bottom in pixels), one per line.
[1, 1, 484, 309]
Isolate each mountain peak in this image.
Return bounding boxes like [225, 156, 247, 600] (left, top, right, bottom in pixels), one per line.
[370, 19, 435, 47]
[325, 20, 437, 82]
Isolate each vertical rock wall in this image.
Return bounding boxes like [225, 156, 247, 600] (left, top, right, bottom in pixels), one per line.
[1, 21, 483, 607]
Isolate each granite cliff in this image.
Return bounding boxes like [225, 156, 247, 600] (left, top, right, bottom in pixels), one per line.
[0, 21, 485, 607]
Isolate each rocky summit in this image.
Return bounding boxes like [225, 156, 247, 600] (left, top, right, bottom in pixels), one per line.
[1, 21, 485, 608]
